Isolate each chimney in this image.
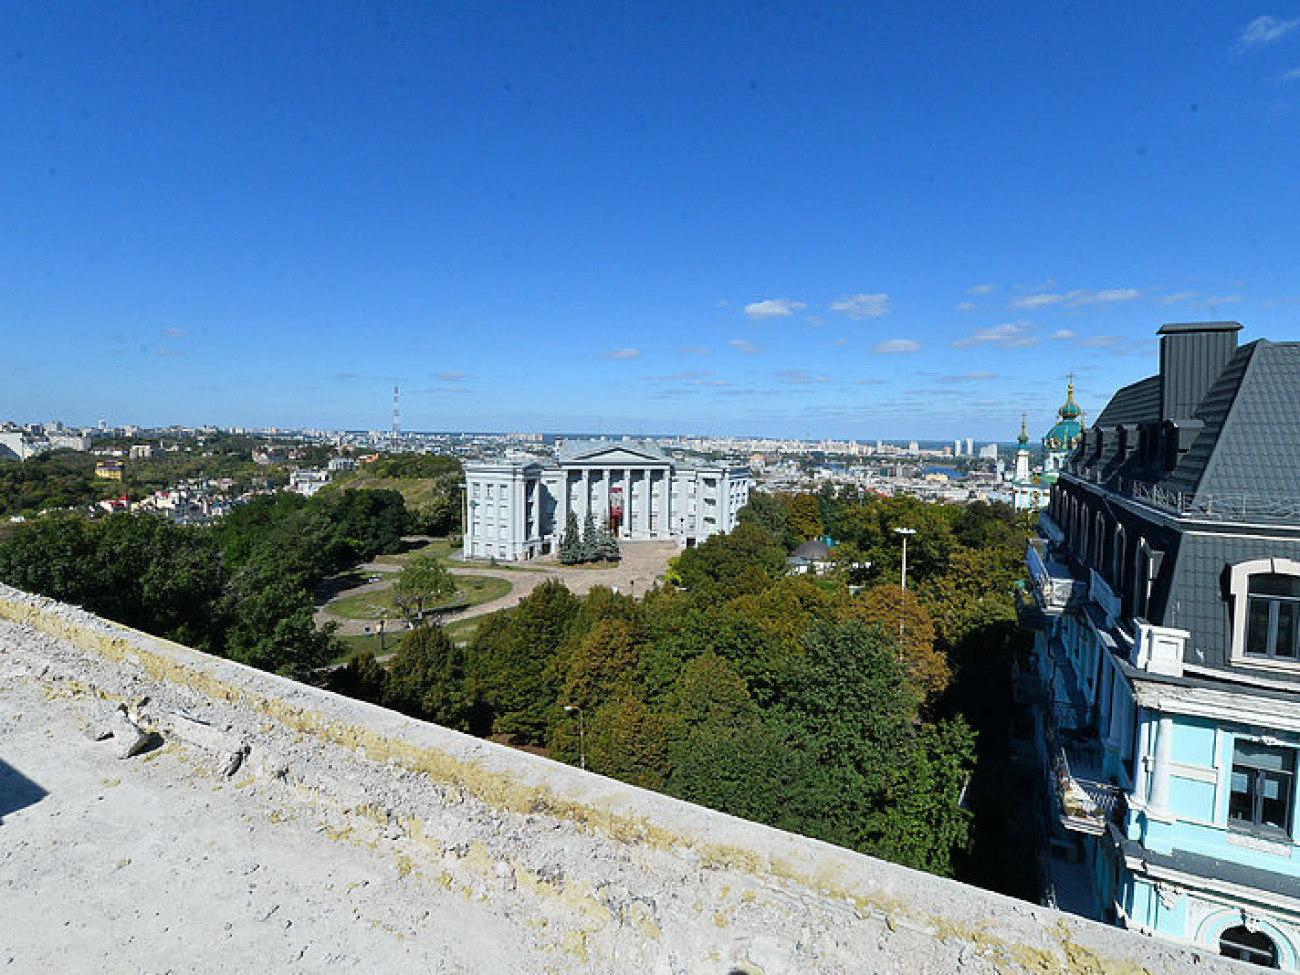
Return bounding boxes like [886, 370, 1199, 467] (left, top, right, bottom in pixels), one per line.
[1158, 322, 1241, 422]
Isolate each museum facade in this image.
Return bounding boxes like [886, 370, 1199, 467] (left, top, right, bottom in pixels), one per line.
[462, 440, 750, 561]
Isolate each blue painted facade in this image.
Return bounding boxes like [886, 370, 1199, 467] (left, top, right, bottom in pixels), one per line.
[1019, 323, 1300, 971]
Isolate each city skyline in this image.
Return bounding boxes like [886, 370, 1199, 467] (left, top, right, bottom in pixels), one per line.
[6, 4, 1300, 438]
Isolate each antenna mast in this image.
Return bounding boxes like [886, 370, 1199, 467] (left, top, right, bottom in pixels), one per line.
[392, 385, 400, 451]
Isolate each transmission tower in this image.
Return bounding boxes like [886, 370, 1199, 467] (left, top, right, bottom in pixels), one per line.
[392, 385, 401, 451]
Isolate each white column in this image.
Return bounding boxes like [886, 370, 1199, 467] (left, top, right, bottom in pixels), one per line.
[1131, 710, 1151, 805]
[1148, 713, 1174, 818]
[582, 469, 590, 522]
[1104, 665, 1124, 750]
[623, 468, 631, 535]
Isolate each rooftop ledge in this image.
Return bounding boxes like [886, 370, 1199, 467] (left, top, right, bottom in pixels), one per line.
[0, 583, 1240, 973]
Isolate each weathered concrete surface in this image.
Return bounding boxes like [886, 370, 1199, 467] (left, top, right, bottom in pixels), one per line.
[0, 584, 1247, 974]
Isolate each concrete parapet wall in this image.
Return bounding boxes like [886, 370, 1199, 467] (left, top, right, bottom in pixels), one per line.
[0, 584, 1243, 974]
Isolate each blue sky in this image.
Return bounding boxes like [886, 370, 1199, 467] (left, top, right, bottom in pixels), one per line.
[4, 3, 1300, 440]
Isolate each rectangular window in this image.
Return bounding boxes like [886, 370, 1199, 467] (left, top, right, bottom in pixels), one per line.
[1229, 740, 1295, 834]
[1245, 575, 1300, 660]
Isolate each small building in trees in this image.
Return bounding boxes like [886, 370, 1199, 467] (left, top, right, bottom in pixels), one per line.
[462, 440, 750, 561]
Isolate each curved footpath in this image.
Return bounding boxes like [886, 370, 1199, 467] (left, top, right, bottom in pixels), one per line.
[317, 541, 679, 636]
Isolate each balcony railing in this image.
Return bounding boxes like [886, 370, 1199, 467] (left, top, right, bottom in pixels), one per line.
[1067, 473, 1300, 525]
[1026, 540, 1086, 612]
[1052, 743, 1123, 836]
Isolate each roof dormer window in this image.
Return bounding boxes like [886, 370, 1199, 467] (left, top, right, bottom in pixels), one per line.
[1228, 559, 1300, 673]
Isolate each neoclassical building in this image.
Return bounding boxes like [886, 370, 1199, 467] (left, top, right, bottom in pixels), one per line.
[462, 440, 750, 561]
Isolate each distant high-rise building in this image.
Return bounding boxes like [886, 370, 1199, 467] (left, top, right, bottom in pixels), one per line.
[954, 438, 962, 457]
[966, 437, 974, 456]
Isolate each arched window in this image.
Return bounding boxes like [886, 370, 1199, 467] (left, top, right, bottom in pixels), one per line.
[1219, 924, 1279, 967]
[1093, 512, 1107, 569]
[1112, 524, 1126, 592]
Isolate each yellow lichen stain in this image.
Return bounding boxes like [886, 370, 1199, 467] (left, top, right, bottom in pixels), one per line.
[559, 929, 587, 963]
[395, 854, 416, 879]
[626, 900, 660, 940]
[100, 777, 121, 788]
[714, 911, 729, 928]
[115, 858, 131, 870]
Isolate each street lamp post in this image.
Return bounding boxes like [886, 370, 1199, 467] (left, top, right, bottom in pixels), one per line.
[563, 705, 585, 770]
[893, 527, 917, 647]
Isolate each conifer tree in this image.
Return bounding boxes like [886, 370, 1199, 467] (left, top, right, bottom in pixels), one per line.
[581, 511, 599, 562]
[558, 511, 582, 564]
[598, 515, 621, 562]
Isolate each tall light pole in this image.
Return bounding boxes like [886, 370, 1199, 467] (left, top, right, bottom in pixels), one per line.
[894, 527, 916, 647]
[564, 705, 585, 770]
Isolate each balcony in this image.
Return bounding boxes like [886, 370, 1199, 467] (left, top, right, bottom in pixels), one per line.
[1026, 538, 1087, 614]
[1052, 737, 1124, 836]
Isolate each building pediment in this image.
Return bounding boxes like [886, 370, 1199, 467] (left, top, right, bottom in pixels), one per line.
[561, 443, 672, 466]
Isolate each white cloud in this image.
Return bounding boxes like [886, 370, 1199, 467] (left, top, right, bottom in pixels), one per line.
[601, 348, 642, 360]
[729, 339, 761, 354]
[828, 293, 890, 319]
[1162, 291, 1241, 310]
[966, 283, 996, 295]
[776, 369, 833, 385]
[163, 327, 186, 338]
[872, 338, 921, 354]
[1010, 287, 1140, 310]
[678, 346, 713, 355]
[951, 322, 1039, 349]
[744, 298, 806, 319]
[1238, 15, 1300, 49]
[938, 371, 997, 382]
[431, 370, 467, 382]
[1284, 67, 1300, 81]
[834, 337, 848, 346]
[1048, 328, 1078, 341]
[642, 370, 729, 387]
[956, 301, 977, 312]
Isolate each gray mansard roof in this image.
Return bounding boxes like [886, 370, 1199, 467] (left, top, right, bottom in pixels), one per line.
[1074, 338, 1300, 513]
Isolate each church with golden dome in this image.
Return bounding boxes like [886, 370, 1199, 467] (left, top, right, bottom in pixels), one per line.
[1010, 382, 1086, 511]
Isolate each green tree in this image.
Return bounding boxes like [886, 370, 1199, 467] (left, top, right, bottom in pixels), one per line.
[596, 516, 620, 562]
[466, 579, 579, 742]
[770, 620, 917, 850]
[391, 551, 455, 621]
[737, 491, 799, 550]
[873, 718, 977, 877]
[385, 625, 470, 728]
[839, 583, 949, 706]
[584, 693, 669, 790]
[673, 523, 787, 605]
[581, 511, 599, 562]
[786, 494, 824, 541]
[557, 510, 582, 564]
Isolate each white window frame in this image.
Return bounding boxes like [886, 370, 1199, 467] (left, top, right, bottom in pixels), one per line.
[1228, 558, 1300, 674]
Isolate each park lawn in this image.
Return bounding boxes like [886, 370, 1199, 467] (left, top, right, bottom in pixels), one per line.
[455, 574, 511, 606]
[327, 587, 397, 620]
[325, 572, 511, 620]
[373, 536, 459, 566]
